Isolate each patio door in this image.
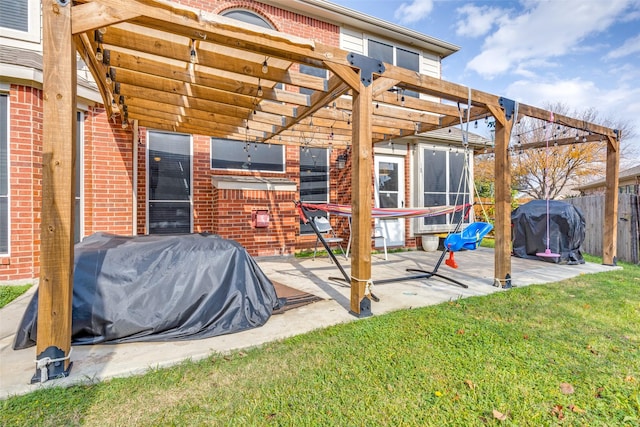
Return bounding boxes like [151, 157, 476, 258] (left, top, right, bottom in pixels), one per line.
[375, 155, 405, 247]
[147, 131, 192, 234]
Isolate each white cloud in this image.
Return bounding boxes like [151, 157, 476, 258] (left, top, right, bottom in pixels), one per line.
[505, 77, 640, 129]
[455, 4, 507, 38]
[394, 0, 434, 24]
[466, 0, 632, 78]
[606, 33, 640, 59]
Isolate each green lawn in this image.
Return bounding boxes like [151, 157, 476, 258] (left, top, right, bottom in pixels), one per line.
[0, 284, 32, 309]
[1, 261, 639, 426]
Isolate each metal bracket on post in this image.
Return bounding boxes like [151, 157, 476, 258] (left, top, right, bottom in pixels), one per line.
[498, 97, 516, 122]
[349, 296, 372, 318]
[31, 346, 73, 384]
[347, 52, 385, 87]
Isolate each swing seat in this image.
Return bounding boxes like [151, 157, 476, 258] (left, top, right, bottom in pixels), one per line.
[444, 222, 493, 252]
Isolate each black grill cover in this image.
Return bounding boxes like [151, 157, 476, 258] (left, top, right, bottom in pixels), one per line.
[14, 233, 282, 349]
[511, 200, 585, 264]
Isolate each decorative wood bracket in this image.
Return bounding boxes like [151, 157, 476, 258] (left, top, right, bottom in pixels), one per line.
[347, 52, 385, 87]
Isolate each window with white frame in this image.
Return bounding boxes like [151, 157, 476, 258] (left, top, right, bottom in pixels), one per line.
[0, 94, 8, 254]
[299, 147, 329, 234]
[1, 0, 40, 43]
[211, 139, 285, 172]
[415, 144, 471, 233]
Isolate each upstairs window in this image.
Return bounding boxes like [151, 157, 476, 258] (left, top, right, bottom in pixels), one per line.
[1, 0, 40, 43]
[222, 9, 272, 29]
[368, 39, 419, 98]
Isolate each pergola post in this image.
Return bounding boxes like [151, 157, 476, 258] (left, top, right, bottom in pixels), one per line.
[34, 0, 77, 383]
[350, 79, 374, 317]
[488, 103, 513, 287]
[603, 134, 620, 265]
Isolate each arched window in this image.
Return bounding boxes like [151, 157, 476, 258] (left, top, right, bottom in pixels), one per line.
[221, 9, 273, 29]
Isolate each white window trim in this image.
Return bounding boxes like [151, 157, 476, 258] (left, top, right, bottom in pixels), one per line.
[0, 0, 41, 44]
[145, 130, 194, 234]
[1, 92, 10, 256]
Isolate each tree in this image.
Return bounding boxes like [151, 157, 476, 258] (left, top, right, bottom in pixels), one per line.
[475, 102, 636, 200]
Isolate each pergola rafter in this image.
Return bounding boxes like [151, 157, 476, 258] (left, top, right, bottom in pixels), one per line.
[36, 0, 619, 383]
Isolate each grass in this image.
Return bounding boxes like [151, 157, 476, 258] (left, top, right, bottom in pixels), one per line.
[2, 262, 640, 426]
[0, 284, 32, 308]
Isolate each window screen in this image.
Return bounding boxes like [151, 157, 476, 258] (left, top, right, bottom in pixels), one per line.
[148, 131, 192, 234]
[300, 147, 328, 234]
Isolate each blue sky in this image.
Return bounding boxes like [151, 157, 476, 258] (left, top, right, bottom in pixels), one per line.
[330, 0, 640, 162]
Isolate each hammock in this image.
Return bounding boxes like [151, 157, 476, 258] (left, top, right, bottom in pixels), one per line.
[297, 202, 470, 221]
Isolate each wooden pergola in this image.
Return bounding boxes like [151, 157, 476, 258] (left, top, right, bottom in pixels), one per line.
[37, 0, 620, 381]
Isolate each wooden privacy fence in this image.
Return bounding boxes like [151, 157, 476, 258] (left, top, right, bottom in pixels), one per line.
[567, 194, 639, 264]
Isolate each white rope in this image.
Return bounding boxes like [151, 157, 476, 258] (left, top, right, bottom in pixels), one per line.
[350, 275, 375, 297]
[35, 348, 72, 383]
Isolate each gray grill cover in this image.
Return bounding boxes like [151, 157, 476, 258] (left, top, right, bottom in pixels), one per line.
[511, 200, 585, 264]
[14, 233, 281, 349]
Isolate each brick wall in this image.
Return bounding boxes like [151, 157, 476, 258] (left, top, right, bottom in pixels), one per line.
[0, 85, 42, 281]
[0, 85, 134, 282]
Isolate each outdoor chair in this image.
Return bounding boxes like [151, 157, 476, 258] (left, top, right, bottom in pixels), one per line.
[312, 216, 346, 260]
[345, 217, 388, 260]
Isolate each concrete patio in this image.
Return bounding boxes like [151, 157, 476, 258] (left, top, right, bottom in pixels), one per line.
[0, 248, 619, 399]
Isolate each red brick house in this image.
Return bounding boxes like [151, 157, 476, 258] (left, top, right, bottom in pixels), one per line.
[0, 0, 483, 283]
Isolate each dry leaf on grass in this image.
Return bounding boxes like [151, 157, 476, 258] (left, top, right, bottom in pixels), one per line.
[464, 379, 476, 390]
[568, 404, 585, 414]
[492, 409, 507, 421]
[552, 405, 565, 420]
[560, 382, 575, 394]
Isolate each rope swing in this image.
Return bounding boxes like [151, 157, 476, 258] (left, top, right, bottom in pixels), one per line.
[536, 112, 561, 258]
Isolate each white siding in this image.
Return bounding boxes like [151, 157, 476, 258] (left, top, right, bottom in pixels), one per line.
[420, 52, 440, 78]
[340, 27, 364, 54]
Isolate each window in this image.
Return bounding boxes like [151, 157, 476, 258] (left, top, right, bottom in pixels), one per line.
[367, 39, 420, 98]
[0, 94, 8, 254]
[1, 0, 40, 43]
[415, 145, 471, 233]
[211, 139, 285, 172]
[299, 64, 327, 96]
[222, 9, 272, 29]
[299, 147, 329, 234]
[148, 131, 192, 234]
[74, 111, 84, 243]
